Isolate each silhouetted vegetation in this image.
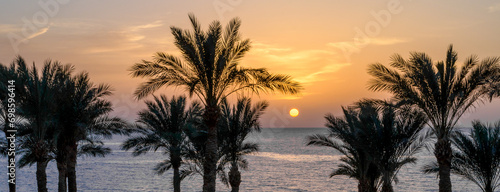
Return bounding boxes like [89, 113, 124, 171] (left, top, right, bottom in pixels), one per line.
[129, 13, 300, 192]
[367, 45, 500, 192]
[307, 100, 428, 192]
[424, 121, 500, 192]
[0, 56, 129, 192]
[122, 95, 202, 192]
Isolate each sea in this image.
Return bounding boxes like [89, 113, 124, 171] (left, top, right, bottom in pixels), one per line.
[1, 128, 480, 192]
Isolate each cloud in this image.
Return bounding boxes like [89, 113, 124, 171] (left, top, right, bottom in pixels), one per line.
[129, 20, 163, 31]
[326, 37, 410, 62]
[24, 27, 50, 41]
[327, 37, 409, 48]
[488, 3, 500, 12]
[81, 20, 166, 54]
[370, 37, 409, 45]
[0, 24, 50, 42]
[0, 24, 21, 34]
[245, 42, 350, 85]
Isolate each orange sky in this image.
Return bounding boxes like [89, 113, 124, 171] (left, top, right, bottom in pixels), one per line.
[1, 0, 500, 128]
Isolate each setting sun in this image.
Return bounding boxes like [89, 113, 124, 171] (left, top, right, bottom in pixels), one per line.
[289, 108, 299, 117]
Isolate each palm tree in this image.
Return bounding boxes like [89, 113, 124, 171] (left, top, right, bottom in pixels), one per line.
[55, 71, 128, 192]
[130, 14, 301, 192]
[217, 97, 267, 192]
[122, 95, 201, 192]
[307, 112, 379, 192]
[0, 57, 25, 192]
[424, 121, 500, 192]
[15, 58, 70, 192]
[355, 101, 428, 192]
[307, 100, 428, 192]
[367, 45, 500, 192]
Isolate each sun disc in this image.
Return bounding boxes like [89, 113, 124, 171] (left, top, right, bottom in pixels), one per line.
[289, 108, 299, 117]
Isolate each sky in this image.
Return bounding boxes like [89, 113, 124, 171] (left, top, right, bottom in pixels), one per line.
[1, 0, 500, 128]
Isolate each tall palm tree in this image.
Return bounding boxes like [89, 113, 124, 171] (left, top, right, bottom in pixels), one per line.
[367, 45, 500, 192]
[130, 14, 301, 192]
[307, 100, 428, 192]
[55, 71, 128, 192]
[15, 58, 71, 192]
[122, 95, 201, 192]
[217, 98, 267, 192]
[424, 121, 500, 192]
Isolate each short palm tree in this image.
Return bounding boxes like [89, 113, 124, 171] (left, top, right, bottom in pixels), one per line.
[367, 45, 500, 192]
[130, 14, 301, 192]
[15, 59, 70, 192]
[354, 101, 428, 192]
[307, 100, 428, 192]
[55, 71, 128, 192]
[217, 98, 267, 192]
[122, 95, 201, 192]
[424, 120, 500, 192]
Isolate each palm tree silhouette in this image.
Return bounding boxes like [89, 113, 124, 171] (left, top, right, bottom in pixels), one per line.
[424, 121, 500, 192]
[55, 71, 128, 192]
[217, 98, 267, 192]
[130, 14, 301, 192]
[15, 59, 69, 192]
[307, 100, 428, 192]
[354, 101, 428, 192]
[122, 95, 201, 192]
[367, 45, 500, 192]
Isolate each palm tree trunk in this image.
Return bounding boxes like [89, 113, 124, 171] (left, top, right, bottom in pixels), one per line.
[358, 178, 377, 192]
[56, 159, 67, 192]
[36, 160, 48, 192]
[171, 151, 182, 192]
[435, 138, 452, 192]
[67, 142, 78, 192]
[202, 105, 219, 192]
[381, 181, 393, 192]
[229, 163, 241, 192]
[56, 136, 69, 192]
[485, 180, 493, 192]
[485, 187, 493, 192]
[173, 166, 181, 192]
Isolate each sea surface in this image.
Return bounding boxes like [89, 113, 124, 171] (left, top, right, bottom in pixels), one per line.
[1, 128, 480, 191]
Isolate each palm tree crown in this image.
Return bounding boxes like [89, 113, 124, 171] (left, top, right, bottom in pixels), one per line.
[130, 14, 301, 103]
[122, 95, 201, 192]
[217, 97, 267, 192]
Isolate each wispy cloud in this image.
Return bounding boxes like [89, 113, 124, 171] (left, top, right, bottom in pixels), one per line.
[0, 24, 21, 34]
[24, 27, 50, 41]
[370, 38, 409, 45]
[327, 37, 409, 48]
[0, 24, 50, 41]
[246, 42, 350, 85]
[83, 20, 166, 54]
[129, 20, 163, 31]
[488, 3, 500, 12]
